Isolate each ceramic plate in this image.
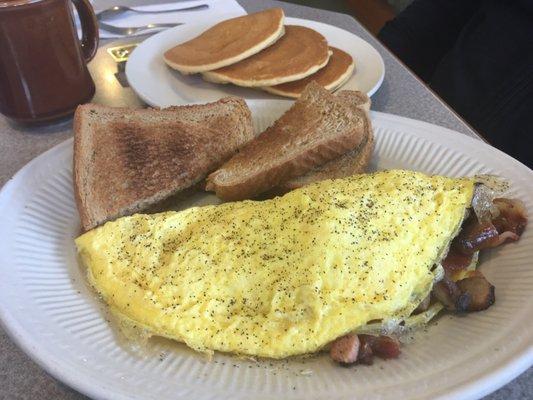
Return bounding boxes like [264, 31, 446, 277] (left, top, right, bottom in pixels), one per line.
[125, 17, 385, 107]
[0, 102, 532, 400]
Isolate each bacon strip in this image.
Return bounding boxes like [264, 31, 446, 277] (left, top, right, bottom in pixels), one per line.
[454, 217, 500, 254]
[449, 197, 527, 257]
[491, 231, 520, 247]
[492, 198, 528, 238]
[367, 335, 401, 359]
[441, 248, 474, 274]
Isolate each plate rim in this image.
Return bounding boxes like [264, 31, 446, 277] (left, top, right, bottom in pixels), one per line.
[0, 110, 532, 400]
[125, 16, 386, 107]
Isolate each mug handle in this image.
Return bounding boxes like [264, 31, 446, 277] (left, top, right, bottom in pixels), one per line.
[72, 0, 99, 62]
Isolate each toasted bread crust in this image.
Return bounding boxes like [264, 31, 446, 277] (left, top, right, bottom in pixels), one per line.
[206, 83, 368, 201]
[335, 90, 371, 113]
[208, 138, 359, 200]
[73, 112, 92, 232]
[278, 90, 373, 190]
[279, 128, 374, 191]
[74, 98, 253, 231]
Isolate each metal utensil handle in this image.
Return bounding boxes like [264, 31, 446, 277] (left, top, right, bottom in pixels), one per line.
[132, 4, 208, 13]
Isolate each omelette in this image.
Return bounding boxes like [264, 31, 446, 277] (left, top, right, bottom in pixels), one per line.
[76, 170, 476, 358]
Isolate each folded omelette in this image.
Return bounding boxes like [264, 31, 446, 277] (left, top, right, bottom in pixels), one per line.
[75, 170, 474, 358]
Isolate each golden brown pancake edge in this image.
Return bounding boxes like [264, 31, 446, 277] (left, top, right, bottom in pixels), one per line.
[262, 47, 355, 98]
[202, 25, 330, 87]
[163, 8, 285, 74]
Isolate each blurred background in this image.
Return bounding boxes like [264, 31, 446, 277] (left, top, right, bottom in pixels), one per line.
[281, 0, 405, 35]
[282, 0, 533, 168]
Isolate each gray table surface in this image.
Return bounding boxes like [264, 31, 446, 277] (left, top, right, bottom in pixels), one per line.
[0, 0, 531, 399]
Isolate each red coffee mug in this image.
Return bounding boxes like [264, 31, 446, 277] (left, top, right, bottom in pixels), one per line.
[0, 0, 99, 123]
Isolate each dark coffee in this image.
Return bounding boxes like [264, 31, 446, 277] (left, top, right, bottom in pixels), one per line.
[0, 0, 98, 123]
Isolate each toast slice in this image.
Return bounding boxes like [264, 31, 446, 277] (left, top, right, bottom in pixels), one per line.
[277, 90, 373, 191]
[74, 98, 253, 231]
[205, 82, 368, 201]
[335, 90, 371, 113]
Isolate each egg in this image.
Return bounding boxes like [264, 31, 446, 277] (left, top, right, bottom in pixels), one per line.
[75, 170, 475, 358]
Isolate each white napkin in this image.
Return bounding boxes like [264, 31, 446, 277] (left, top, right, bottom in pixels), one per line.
[87, 0, 247, 38]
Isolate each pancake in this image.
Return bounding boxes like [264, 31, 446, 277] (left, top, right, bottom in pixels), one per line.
[163, 8, 285, 74]
[202, 25, 330, 87]
[262, 47, 355, 98]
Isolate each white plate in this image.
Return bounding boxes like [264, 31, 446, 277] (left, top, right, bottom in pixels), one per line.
[125, 17, 385, 107]
[0, 103, 532, 400]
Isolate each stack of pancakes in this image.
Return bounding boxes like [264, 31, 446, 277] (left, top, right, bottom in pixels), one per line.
[163, 8, 355, 98]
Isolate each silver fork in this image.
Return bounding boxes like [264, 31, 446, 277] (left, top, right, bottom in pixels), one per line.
[96, 4, 208, 20]
[98, 21, 183, 36]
